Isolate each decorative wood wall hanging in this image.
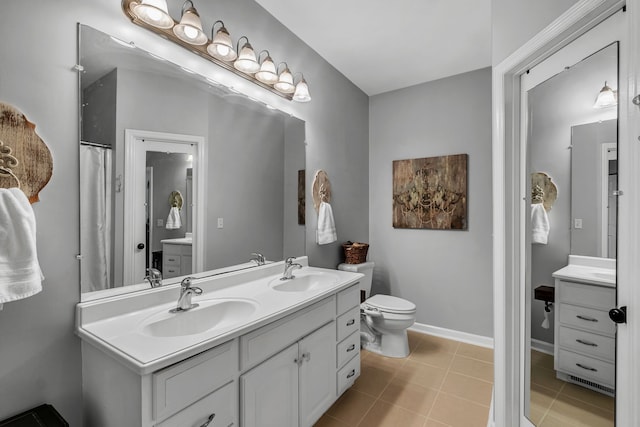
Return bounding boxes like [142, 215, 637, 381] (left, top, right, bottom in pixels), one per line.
[0, 102, 53, 203]
[312, 170, 332, 213]
[169, 190, 183, 209]
[531, 172, 557, 212]
[298, 169, 305, 225]
[392, 154, 468, 230]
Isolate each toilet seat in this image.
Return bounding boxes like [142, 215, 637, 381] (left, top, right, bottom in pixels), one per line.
[362, 294, 416, 314]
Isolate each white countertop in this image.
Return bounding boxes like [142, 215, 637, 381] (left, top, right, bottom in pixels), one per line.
[76, 258, 362, 375]
[161, 237, 193, 245]
[552, 255, 616, 287]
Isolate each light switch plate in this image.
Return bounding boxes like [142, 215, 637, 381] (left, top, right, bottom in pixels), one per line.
[574, 218, 583, 229]
[217, 218, 224, 229]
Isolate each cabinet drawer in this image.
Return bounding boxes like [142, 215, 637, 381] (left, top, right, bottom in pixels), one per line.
[153, 340, 238, 421]
[337, 284, 360, 314]
[337, 353, 360, 396]
[164, 255, 181, 266]
[240, 296, 335, 371]
[337, 330, 360, 369]
[156, 381, 236, 427]
[558, 326, 615, 362]
[337, 306, 360, 342]
[559, 304, 615, 335]
[558, 349, 614, 387]
[559, 281, 615, 310]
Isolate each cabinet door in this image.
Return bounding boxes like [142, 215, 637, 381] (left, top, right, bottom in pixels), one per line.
[299, 322, 336, 427]
[241, 343, 299, 427]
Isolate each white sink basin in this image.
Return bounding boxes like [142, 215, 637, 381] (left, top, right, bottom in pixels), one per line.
[270, 271, 339, 292]
[140, 298, 258, 338]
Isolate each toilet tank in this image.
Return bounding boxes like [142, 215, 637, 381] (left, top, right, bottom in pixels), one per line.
[338, 261, 375, 297]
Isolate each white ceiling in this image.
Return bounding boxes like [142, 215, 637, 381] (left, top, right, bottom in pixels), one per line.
[255, 0, 493, 96]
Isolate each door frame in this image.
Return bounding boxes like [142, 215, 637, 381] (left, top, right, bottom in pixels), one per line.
[123, 129, 206, 285]
[491, 0, 640, 426]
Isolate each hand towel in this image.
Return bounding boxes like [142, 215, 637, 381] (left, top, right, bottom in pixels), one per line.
[0, 188, 44, 305]
[166, 206, 182, 230]
[316, 201, 337, 245]
[531, 203, 550, 244]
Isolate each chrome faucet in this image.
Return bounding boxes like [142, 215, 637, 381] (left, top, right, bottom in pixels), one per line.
[250, 252, 266, 266]
[170, 276, 203, 313]
[144, 268, 163, 288]
[281, 257, 303, 280]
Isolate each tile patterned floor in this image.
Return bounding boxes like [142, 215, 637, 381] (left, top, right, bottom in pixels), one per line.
[314, 331, 493, 427]
[529, 350, 614, 427]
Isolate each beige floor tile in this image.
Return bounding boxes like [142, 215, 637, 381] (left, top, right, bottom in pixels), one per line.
[395, 360, 447, 389]
[379, 377, 438, 415]
[356, 400, 426, 427]
[351, 362, 395, 397]
[530, 382, 557, 412]
[326, 389, 377, 425]
[530, 349, 555, 371]
[408, 329, 426, 352]
[424, 419, 451, 427]
[559, 383, 614, 412]
[546, 394, 614, 427]
[456, 342, 493, 363]
[440, 372, 493, 406]
[314, 414, 351, 427]
[539, 414, 576, 427]
[530, 366, 565, 391]
[428, 393, 490, 427]
[449, 355, 494, 383]
[364, 351, 408, 371]
[418, 334, 460, 355]
[528, 405, 548, 426]
[409, 342, 456, 369]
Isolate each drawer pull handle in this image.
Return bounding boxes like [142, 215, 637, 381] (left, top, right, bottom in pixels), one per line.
[294, 357, 303, 366]
[346, 344, 356, 352]
[576, 315, 598, 322]
[576, 363, 598, 372]
[346, 319, 356, 326]
[346, 369, 356, 379]
[302, 352, 311, 362]
[200, 413, 215, 427]
[576, 339, 598, 347]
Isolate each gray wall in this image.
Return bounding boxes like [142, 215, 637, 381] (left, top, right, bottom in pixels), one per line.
[528, 45, 617, 344]
[82, 69, 117, 147]
[0, 0, 369, 424]
[369, 68, 494, 338]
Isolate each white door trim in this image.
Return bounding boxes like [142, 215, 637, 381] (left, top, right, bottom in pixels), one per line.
[123, 129, 206, 286]
[491, 0, 640, 425]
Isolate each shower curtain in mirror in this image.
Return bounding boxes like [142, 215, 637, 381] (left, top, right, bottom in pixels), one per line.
[80, 144, 112, 292]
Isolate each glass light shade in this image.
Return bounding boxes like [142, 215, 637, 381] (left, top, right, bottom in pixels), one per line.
[255, 57, 278, 85]
[293, 79, 311, 102]
[130, 0, 174, 29]
[274, 68, 295, 93]
[173, 7, 208, 45]
[207, 27, 237, 62]
[594, 82, 617, 108]
[234, 42, 260, 74]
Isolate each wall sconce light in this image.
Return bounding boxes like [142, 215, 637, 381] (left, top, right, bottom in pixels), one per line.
[207, 20, 237, 62]
[122, 0, 310, 102]
[593, 81, 617, 108]
[173, 0, 207, 45]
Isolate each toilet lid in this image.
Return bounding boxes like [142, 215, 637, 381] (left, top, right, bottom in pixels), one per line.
[364, 294, 416, 313]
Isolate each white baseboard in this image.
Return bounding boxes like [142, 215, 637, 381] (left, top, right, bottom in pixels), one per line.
[531, 338, 554, 355]
[409, 322, 494, 349]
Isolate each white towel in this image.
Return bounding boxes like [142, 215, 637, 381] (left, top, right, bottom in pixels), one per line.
[316, 201, 337, 245]
[531, 203, 550, 244]
[166, 206, 182, 230]
[0, 188, 43, 306]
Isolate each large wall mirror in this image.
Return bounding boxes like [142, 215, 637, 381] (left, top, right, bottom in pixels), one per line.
[79, 24, 306, 301]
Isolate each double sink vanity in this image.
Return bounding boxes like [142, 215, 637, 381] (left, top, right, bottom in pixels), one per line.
[76, 257, 363, 427]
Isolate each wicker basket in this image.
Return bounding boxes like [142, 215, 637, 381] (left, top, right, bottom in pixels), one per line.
[342, 241, 369, 264]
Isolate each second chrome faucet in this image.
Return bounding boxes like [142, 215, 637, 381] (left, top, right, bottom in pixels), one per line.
[281, 257, 303, 280]
[170, 276, 203, 313]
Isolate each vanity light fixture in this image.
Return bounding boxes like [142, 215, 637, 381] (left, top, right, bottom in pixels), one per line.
[122, 0, 310, 102]
[293, 73, 311, 103]
[255, 51, 279, 85]
[207, 20, 237, 62]
[274, 63, 295, 94]
[173, 0, 207, 45]
[593, 81, 617, 108]
[129, 0, 174, 29]
[234, 37, 261, 74]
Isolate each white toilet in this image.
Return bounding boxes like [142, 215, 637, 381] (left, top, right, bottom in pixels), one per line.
[338, 261, 416, 358]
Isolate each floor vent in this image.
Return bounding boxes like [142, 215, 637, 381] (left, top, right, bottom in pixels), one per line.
[568, 375, 615, 396]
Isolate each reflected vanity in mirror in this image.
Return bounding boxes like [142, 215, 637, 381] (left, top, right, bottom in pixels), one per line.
[79, 24, 306, 301]
[525, 34, 618, 425]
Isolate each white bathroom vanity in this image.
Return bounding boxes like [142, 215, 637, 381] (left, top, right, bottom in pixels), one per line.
[75, 257, 362, 427]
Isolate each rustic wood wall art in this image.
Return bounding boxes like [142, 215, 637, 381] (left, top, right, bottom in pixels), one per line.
[531, 172, 557, 212]
[312, 170, 332, 213]
[298, 169, 305, 225]
[0, 102, 53, 203]
[392, 154, 468, 230]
